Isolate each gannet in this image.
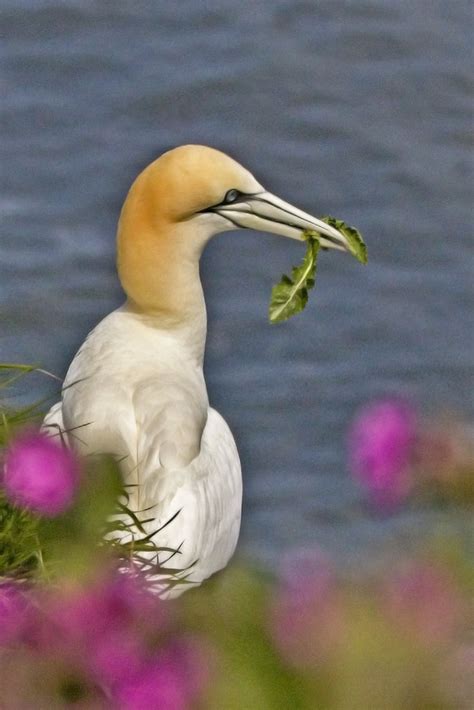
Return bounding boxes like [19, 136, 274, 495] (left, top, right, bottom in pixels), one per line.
[43, 145, 353, 593]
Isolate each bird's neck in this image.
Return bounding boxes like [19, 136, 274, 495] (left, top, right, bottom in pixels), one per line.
[117, 209, 210, 366]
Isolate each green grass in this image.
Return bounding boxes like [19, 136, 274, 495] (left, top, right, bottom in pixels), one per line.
[0, 488, 41, 580]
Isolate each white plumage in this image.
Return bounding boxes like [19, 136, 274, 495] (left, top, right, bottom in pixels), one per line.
[44, 307, 242, 588]
[43, 145, 351, 593]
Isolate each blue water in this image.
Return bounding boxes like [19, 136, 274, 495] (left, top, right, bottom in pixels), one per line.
[1, 1, 472, 569]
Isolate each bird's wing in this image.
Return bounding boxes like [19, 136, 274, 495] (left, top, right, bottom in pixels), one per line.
[121, 407, 241, 597]
[132, 377, 208, 491]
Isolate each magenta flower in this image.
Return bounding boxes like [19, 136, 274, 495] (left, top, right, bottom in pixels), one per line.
[2, 431, 80, 516]
[115, 637, 210, 710]
[26, 571, 212, 704]
[271, 549, 344, 668]
[115, 653, 187, 710]
[347, 398, 418, 511]
[39, 570, 170, 688]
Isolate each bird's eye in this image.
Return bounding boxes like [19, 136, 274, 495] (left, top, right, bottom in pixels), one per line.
[224, 189, 240, 204]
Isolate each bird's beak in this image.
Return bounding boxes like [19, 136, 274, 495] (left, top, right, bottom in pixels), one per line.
[213, 191, 351, 252]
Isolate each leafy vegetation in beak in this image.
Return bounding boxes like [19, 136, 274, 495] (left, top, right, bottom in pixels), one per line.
[269, 217, 366, 323]
[269, 234, 320, 323]
[321, 216, 367, 264]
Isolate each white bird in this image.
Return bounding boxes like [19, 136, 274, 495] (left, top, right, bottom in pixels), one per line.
[43, 145, 352, 593]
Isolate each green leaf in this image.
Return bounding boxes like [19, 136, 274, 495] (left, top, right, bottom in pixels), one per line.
[268, 216, 367, 323]
[269, 235, 320, 323]
[322, 215, 368, 264]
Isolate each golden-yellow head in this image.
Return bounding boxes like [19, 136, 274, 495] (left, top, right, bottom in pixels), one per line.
[119, 145, 261, 227]
[117, 144, 352, 315]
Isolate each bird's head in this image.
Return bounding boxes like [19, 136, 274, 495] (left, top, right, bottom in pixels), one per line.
[117, 145, 352, 316]
[118, 144, 351, 250]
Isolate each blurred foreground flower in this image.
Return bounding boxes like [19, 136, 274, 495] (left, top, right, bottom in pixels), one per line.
[2, 431, 80, 517]
[347, 398, 417, 511]
[382, 562, 467, 649]
[0, 550, 471, 709]
[271, 548, 344, 668]
[115, 637, 210, 710]
[0, 367, 472, 708]
[39, 570, 169, 688]
[0, 568, 212, 708]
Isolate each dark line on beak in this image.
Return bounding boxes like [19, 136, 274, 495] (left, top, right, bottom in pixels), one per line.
[248, 197, 344, 247]
[215, 206, 343, 247]
[212, 211, 246, 230]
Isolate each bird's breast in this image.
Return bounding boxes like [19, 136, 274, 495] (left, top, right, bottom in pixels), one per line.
[61, 307, 209, 467]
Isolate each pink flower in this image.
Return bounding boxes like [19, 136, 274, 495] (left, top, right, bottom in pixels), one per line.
[271, 549, 344, 668]
[29, 572, 211, 703]
[37, 571, 169, 685]
[114, 637, 211, 710]
[382, 563, 466, 648]
[347, 398, 418, 511]
[115, 654, 186, 710]
[0, 583, 31, 646]
[2, 431, 80, 516]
